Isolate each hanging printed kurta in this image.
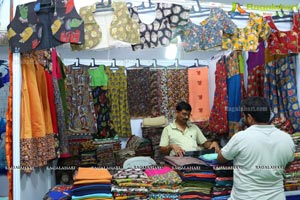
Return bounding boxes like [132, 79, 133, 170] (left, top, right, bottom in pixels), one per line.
[106, 66, 131, 137]
[188, 67, 210, 122]
[208, 58, 228, 135]
[264, 56, 300, 133]
[226, 51, 242, 137]
[65, 65, 96, 133]
[149, 69, 164, 117]
[166, 68, 189, 121]
[127, 68, 151, 118]
[21, 54, 56, 172]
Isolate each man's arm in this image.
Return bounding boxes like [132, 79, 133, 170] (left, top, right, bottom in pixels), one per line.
[159, 145, 172, 156]
[217, 150, 229, 163]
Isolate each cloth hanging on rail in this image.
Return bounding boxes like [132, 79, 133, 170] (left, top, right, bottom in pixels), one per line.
[222, 13, 271, 52]
[65, 64, 96, 133]
[166, 68, 189, 121]
[264, 55, 300, 133]
[265, 12, 300, 55]
[71, 3, 101, 51]
[127, 67, 151, 118]
[20, 54, 56, 172]
[130, 3, 190, 51]
[208, 58, 228, 135]
[7, 0, 84, 53]
[174, 7, 237, 52]
[188, 67, 210, 122]
[226, 51, 242, 137]
[149, 69, 164, 117]
[105, 66, 131, 137]
[52, 49, 70, 157]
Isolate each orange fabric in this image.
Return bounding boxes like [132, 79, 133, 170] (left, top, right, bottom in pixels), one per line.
[6, 50, 13, 200]
[188, 67, 210, 122]
[73, 179, 112, 185]
[74, 167, 112, 181]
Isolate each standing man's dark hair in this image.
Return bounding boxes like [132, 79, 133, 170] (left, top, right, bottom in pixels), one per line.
[176, 101, 192, 112]
[241, 96, 271, 123]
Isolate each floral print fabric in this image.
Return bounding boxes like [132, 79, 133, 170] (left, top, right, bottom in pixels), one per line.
[174, 8, 236, 51]
[265, 12, 300, 55]
[208, 58, 228, 135]
[106, 66, 131, 137]
[222, 12, 271, 52]
[264, 56, 300, 132]
[110, 2, 141, 44]
[127, 68, 151, 118]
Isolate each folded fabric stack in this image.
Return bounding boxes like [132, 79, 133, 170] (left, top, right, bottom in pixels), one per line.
[199, 153, 233, 200]
[112, 168, 151, 199]
[145, 166, 182, 200]
[164, 156, 214, 199]
[284, 132, 300, 191]
[43, 185, 72, 200]
[71, 167, 113, 200]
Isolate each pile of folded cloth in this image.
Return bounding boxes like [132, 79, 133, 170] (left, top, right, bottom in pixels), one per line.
[71, 167, 113, 200]
[43, 185, 72, 200]
[145, 166, 182, 199]
[284, 132, 300, 191]
[164, 156, 215, 199]
[199, 153, 233, 200]
[111, 168, 152, 199]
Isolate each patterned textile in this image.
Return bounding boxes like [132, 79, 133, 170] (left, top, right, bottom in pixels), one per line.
[20, 54, 56, 172]
[43, 185, 72, 200]
[166, 68, 189, 121]
[226, 52, 242, 137]
[149, 69, 164, 117]
[247, 65, 265, 97]
[164, 156, 210, 169]
[105, 66, 131, 137]
[92, 86, 116, 139]
[110, 2, 140, 44]
[111, 185, 149, 193]
[208, 58, 228, 135]
[188, 67, 210, 121]
[113, 168, 148, 179]
[68, 133, 93, 156]
[222, 12, 271, 52]
[126, 135, 143, 151]
[149, 193, 180, 199]
[265, 13, 300, 55]
[264, 56, 300, 132]
[145, 167, 182, 186]
[174, 8, 236, 51]
[0, 118, 7, 175]
[127, 68, 151, 118]
[160, 69, 169, 120]
[65, 64, 96, 133]
[96, 144, 116, 167]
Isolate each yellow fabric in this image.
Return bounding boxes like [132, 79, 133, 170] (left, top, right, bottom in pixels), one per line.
[73, 179, 112, 185]
[74, 167, 112, 181]
[143, 116, 167, 127]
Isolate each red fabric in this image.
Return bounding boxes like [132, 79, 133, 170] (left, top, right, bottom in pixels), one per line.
[247, 64, 264, 97]
[45, 70, 58, 133]
[208, 59, 228, 135]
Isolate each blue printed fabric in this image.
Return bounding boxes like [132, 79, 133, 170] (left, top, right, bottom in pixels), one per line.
[264, 56, 300, 132]
[174, 7, 237, 52]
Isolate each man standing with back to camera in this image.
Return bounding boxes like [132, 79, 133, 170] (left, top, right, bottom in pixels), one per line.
[218, 96, 295, 200]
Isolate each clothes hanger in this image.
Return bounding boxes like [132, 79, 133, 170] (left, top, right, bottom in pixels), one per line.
[94, 0, 114, 13]
[189, 0, 211, 18]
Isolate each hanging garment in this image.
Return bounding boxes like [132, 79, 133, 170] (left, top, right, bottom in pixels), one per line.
[222, 13, 271, 52]
[208, 58, 228, 135]
[188, 67, 210, 122]
[174, 8, 237, 52]
[129, 3, 189, 51]
[0, 118, 7, 175]
[71, 3, 101, 51]
[88, 65, 108, 87]
[106, 66, 131, 137]
[166, 68, 189, 121]
[51, 49, 70, 157]
[7, 0, 84, 53]
[65, 64, 96, 133]
[226, 51, 242, 137]
[265, 12, 300, 55]
[21, 54, 56, 172]
[0, 60, 9, 119]
[264, 56, 300, 133]
[127, 67, 151, 118]
[149, 69, 164, 117]
[110, 2, 140, 44]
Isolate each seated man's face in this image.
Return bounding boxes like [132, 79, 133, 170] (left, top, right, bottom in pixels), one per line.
[177, 109, 191, 123]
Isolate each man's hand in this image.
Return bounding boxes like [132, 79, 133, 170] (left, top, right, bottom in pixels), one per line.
[209, 141, 220, 153]
[170, 144, 185, 157]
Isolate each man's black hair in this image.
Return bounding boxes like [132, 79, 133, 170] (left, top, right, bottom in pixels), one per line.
[241, 96, 271, 123]
[176, 101, 192, 112]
